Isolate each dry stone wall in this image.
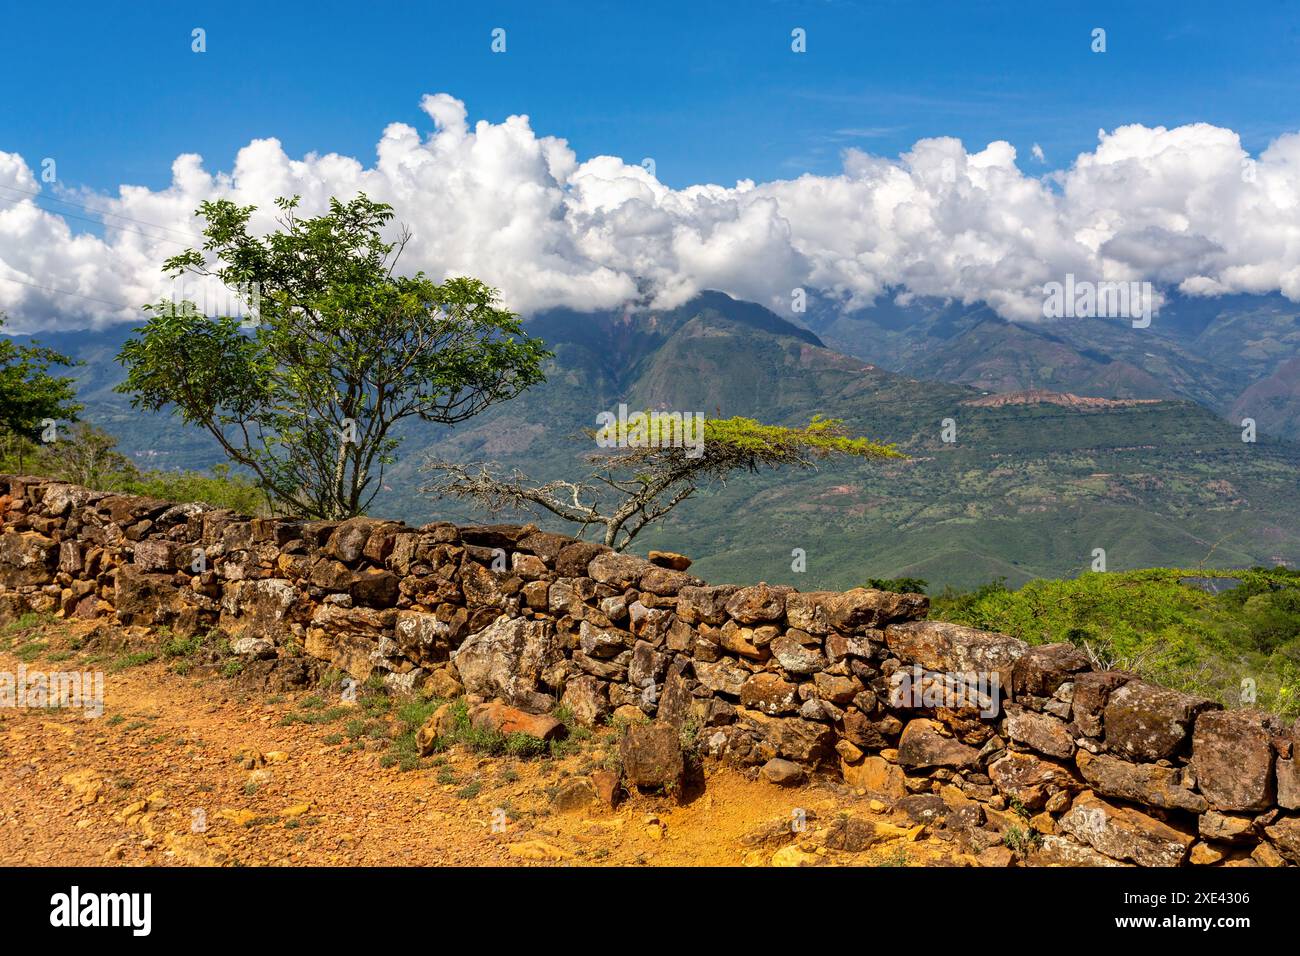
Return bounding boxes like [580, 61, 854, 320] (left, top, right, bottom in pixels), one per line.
[1, 473, 1297, 867]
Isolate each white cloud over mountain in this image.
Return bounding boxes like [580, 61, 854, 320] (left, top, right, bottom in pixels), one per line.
[3, 92, 1300, 331]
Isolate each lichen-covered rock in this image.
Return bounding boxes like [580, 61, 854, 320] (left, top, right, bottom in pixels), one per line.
[739, 673, 799, 715]
[1198, 810, 1255, 843]
[1005, 708, 1076, 759]
[1027, 834, 1130, 867]
[620, 721, 684, 790]
[1074, 750, 1206, 813]
[452, 616, 561, 709]
[561, 675, 610, 727]
[784, 591, 838, 634]
[1103, 680, 1218, 761]
[1012, 642, 1091, 699]
[830, 588, 928, 630]
[639, 566, 695, 596]
[988, 750, 1078, 811]
[0, 531, 57, 585]
[1190, 709, 1278, 812]
[736, 709, 834, 764]
[693, 658, 749, 697]
[113, 566, 180, 624]
[676, 585, 740, 625]
[1278, 752, 1300, 811]
[554, 540, 609, 577]
[132, 538, 177, 573]
[725, 583, 790, 624]
[325, 518, 379, 564]
[1059, 793, 1194, 867]
[393, 610, 452, 664]
[884, 621, 1027, 687]
[588, 551, 653, 589]
[769, 634, 825, 675]
[1263, 816, 1300, 864]
[1070, 669, 1132, 738]
[222, 578, 297, 641]
[897, 718, 979, 769]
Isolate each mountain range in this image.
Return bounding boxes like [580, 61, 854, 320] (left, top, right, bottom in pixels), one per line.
[14, 289, 1300, 591]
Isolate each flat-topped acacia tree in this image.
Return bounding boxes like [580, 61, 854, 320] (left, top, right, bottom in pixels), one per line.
[423, 415, 902, 551]
[116, 194, 550, 520]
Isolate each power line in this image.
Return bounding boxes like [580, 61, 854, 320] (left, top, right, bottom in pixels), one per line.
[0, 182, 204, 243]
[0, 274, 134, 311]
[0, 191, 196, 247]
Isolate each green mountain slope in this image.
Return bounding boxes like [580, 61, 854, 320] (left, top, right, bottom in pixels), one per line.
[15, 292, 1300, 590]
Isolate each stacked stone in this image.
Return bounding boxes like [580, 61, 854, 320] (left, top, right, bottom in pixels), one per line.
[0, 473, 1297, 866]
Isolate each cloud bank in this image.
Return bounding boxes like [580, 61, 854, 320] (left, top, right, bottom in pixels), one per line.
[3, 92, 1300, 332]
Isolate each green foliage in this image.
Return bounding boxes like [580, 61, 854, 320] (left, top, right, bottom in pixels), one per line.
[3, 421, 265, 513]
[932, 567, 1300, 718]
[0, 313, 82, 447]
[116, 194, 550, 520]
[429, 414, 900, 551]
[865, 576, 929, 595]
[701, 414, 902, 466]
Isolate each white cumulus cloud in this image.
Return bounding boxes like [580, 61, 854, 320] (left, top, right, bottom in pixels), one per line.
[3, 94, 1300, 332]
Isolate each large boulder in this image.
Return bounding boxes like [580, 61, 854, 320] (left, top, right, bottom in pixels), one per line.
[897, 718, 979, 770]
[221, 578, 297, 641]
[1058, 793, 1195, 867]
[1102, 681, 1218, 761]
[1191, 709, 1279, 812]
[1005, 708, 1075, 759]
[0, 531, 58, 586]
[620, 721, 684, 790]
[884, 621, 1026, 688]
[677, 585, 740, 626]
[988, 751, 1079, 811]
[725, 584, 791, 624]
[1012, 642, 1091, 699]
[469, 702, 565, 741]
[451, 616, 561, 710]
[1074, 750, 1206, 813]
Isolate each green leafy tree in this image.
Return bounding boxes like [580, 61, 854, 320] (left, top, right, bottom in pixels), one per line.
[423, 415, 902, 550]
[116, 194, 550, 519]
[33, 421, 135, 489]
[0, 312, 82, 471]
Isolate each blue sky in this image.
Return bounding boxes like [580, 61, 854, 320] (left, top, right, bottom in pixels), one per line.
[5, 0, 1300, 193]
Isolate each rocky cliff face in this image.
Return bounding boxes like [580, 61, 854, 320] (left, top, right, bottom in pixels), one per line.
[1, 473, 1296, 867]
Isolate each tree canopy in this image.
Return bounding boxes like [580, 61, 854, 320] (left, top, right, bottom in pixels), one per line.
[116, 194, 550, 519]
[0, 312, 82, 469]
[424, 414, 902, 550]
